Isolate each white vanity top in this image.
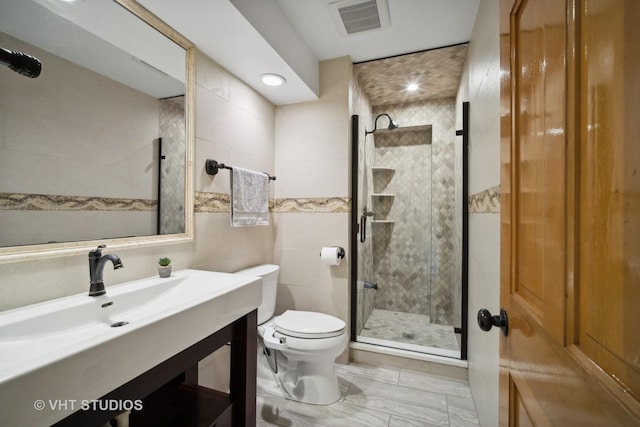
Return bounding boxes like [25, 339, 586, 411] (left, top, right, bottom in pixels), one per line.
[0, 269, 261, 426]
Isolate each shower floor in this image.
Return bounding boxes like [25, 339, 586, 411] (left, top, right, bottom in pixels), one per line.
[359, 309, 460, 357]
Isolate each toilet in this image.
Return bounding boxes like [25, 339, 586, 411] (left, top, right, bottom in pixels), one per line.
[235, 264, 348, 405]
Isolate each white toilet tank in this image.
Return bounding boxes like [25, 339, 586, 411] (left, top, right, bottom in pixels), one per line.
[235, 264, 279, 325]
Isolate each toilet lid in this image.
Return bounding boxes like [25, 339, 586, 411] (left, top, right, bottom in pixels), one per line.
[274, 310, 345, 339]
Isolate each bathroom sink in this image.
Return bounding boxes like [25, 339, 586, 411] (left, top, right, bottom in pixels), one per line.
[0, 269, 261, 426]
[0, 275, 184, 341]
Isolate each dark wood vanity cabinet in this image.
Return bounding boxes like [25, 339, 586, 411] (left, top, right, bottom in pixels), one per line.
[54, 310, 257, 427]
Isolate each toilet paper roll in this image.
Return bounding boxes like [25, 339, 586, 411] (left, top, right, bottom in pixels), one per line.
[320, 246, 343, 266]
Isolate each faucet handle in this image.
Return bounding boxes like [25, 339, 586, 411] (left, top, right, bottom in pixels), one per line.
[89, 245, 106, 257]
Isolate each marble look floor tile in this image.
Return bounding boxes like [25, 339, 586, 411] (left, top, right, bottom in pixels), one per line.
[345, 377, 450, 426]
[389, 414, 444, 427]
[337, 370, 353, 398]
[336, 361, 401, 386]
[257, 390, 289, 425]
[399, 368, 472, 398]
[256, 418, 281, 426]
[447, 395, 480, 427]
[256, 362, 480, 427]
[280, 400, 391, 427]
[257, 386, 391, 427]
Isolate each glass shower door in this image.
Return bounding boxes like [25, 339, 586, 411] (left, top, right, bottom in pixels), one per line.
[351, 103, 468, 360]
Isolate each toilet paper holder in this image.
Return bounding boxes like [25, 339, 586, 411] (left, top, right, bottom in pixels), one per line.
[320, 246, 345, 259]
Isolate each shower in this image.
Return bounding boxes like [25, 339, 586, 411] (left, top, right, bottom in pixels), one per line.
[352, 104, 466, 360]
[351, 44, 469, 361]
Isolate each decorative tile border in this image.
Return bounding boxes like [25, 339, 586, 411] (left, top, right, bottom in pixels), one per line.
[0, 192, 156, 211]
[194, 192, 351, 214]
[194, 191, 230, 213]
[272, 197, 351, 213]
[2, 189, 498, 215]
[468, 185, 501, 213]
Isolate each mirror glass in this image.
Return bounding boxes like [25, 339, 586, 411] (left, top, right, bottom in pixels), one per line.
[0, 0, 191, 251]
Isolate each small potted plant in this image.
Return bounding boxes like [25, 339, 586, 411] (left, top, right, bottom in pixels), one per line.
[158, 257, 172, 278]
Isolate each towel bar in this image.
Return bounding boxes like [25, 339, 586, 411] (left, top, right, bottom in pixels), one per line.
[205, 159, 276, 180]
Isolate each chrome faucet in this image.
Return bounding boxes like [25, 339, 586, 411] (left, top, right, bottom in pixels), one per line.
[88, 245, 123, 297]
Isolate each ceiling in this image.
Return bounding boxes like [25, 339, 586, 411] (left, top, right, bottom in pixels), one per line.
[354, 43, 468, 106]
[2, 0, 186, 99]
[137, 0, 480, 106]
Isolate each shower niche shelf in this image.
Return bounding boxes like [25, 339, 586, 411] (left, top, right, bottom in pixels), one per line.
[371, 194, 394, 222]
[375, 124, 431, 135]
[371, 167, 395, 174]
[372, 167, 395, 195]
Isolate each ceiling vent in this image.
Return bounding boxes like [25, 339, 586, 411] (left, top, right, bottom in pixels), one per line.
[328, 0, 390, 37]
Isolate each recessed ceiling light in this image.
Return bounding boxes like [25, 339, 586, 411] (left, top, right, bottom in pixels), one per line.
[260, 73, 286, 87]
[406, 83, 419, 92]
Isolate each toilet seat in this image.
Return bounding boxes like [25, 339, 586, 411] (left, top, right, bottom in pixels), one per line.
[273, 310, 345, 339]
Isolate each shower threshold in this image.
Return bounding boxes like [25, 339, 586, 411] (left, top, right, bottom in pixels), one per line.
[356, 335, 460, 359]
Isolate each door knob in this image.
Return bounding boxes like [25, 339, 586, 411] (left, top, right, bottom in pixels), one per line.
[477, 308, 509, 336]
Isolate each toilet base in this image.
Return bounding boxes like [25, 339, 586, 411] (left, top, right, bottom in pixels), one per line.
[257, 342, 342, 405]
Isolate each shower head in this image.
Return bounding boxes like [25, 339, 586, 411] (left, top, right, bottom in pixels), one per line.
[0, 48, 42, 78]
[365, 113, 399, 135]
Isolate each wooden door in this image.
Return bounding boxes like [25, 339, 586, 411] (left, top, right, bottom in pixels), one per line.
[499, 0, 640, 425]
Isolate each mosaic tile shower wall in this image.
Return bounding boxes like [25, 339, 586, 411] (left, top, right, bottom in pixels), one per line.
[371, 128, 432, 316]
[159, 98, 186, 235]
[373, 99, 458, 326]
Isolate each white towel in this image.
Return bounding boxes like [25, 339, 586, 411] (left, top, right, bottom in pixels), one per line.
[230, 167, 270, 227]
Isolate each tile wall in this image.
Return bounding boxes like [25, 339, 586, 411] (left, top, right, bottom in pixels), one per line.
[371, 99, 458, 326]
[158, 97, 186, 235]
[272, 57, 353, 363]
[456, 0, 502, 425]
[370, 127, 432, 316]
[190, 50, 276, 273]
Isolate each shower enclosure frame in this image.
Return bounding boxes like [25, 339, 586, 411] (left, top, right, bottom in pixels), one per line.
[349, 102, 470, 360]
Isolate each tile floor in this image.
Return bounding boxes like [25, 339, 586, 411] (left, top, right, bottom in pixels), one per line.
[359, 309, 460, 352]
[256, 362, 479, 426]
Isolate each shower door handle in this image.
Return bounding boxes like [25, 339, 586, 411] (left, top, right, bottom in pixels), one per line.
[360, 215, 366, 242]
[477, 308, 509, 336]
